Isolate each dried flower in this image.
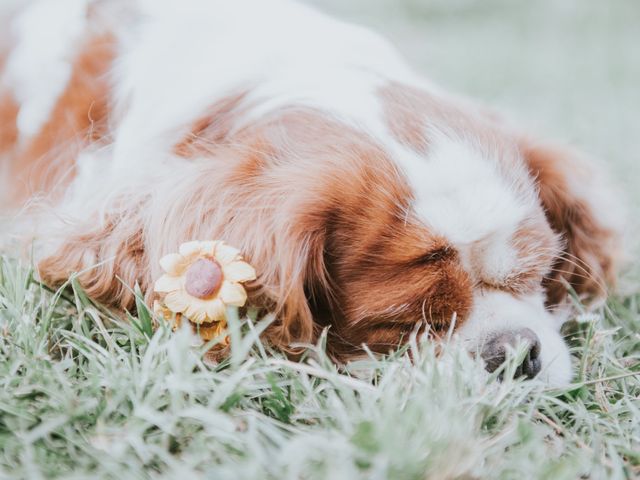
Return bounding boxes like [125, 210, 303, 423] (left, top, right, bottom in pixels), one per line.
[154, 241, 256, 326]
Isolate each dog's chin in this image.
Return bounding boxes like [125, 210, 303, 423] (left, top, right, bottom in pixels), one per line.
[535, 331, 573, 387]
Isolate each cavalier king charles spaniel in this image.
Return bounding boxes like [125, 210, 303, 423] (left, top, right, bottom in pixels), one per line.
[0, 0, 622, 385]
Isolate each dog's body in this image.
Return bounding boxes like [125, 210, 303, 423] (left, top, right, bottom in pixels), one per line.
[0, 0, 621, 384]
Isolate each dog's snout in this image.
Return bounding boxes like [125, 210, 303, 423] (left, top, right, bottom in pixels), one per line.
[481, 327, 542, 379]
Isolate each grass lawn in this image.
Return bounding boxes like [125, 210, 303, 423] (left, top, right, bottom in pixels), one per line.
[1, 0, 639, 478]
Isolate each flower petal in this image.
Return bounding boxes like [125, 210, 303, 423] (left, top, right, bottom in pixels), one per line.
[199, 241, 217, 257]
[219, 281, 247, 307]
[223, 261, 256, 283]
[179, 241, 203, 258]
[198, 321, 227, 341]
[214, 243, 241, 266]
[159, 253, 186, 275]
[185, 302, 208, 324]
[205, 298, 227, 322]
[153, 300, 166, 317]
[171, 314, 184, 331]
[164, 290, 191, 313]
[154, 274, 183, 293]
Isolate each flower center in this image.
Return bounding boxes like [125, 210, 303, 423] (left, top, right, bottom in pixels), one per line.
[184, 258, 223, 299]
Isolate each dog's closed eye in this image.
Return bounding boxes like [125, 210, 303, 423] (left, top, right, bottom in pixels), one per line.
[411, 246, 457, 266]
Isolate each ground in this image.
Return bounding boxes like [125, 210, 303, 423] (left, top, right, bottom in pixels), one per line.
[1, 1, 639, 478]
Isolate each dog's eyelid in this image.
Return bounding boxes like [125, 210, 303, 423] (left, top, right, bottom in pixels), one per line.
[477, 275, 543, 296]
[412, 245, 457, 265]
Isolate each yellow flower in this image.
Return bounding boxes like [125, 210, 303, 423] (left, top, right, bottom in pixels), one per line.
[154, 240, 256, 324]
[153, 300, 181, 328]
[153, 300, 229, 343]
[194, 320, 231, 343]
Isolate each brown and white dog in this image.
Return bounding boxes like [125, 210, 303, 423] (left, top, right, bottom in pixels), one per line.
[0, 0, 622, 385]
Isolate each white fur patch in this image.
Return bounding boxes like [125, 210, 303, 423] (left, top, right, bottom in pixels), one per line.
[398, 134, 533, 284]
[411, 136, 528, 243]
[4, 0, 89, 139]
[110, 0, 418, 174]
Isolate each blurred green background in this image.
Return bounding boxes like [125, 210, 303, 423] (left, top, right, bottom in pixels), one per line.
[308, 0, 640, 216]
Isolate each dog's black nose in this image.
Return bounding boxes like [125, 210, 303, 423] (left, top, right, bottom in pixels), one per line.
[480, 328, 542, 379]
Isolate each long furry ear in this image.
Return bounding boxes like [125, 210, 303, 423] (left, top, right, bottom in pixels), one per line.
[38, 166, 328, 353]
[521, 139, 624, 306]
[38, 203, 149, 310]
[139, 157, 331, 353]
[256, 228, 328, 353]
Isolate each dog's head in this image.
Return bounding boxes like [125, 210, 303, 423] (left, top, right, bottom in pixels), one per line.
[145, 83, 620, 387]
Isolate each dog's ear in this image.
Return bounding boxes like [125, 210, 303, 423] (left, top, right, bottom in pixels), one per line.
[38, 207, 149, 310]
[253, 222, 328, 354]
[521, 139, 623, 306]
[37, 186, 326, 354]
[141, 158, 329, 354]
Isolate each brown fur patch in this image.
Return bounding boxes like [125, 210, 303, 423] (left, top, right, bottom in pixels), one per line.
[522, 141, 619, 306]
[378, 82, 509, 154]
[330, 233, 473, 356]
[173, 91, 250, 157]
[508, 216, 562, 293]
[7, 33, 115, 205]
[0, 31, 18, 157]
[0, 90, 18, 156]
[379, 83, 431, 153]
[39, 210, 149, 310]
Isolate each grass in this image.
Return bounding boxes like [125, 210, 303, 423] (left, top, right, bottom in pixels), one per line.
[0, 256, 639, 479]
